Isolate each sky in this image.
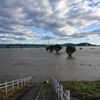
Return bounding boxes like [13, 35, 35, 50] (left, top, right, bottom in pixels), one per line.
[0, 0, 100, 45]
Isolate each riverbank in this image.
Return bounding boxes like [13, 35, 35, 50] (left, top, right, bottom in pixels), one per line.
[0, 81, 100, 100]
[60, 81, 100, 100]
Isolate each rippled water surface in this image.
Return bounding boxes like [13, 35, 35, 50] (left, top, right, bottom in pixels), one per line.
[0, 47, 100, 82]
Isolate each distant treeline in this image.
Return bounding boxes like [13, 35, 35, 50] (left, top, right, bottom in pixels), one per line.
[0, 44, 47, 48]
[0, 42, 98, 48]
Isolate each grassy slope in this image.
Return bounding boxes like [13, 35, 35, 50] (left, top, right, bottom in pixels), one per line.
[60, 81, 100, 100]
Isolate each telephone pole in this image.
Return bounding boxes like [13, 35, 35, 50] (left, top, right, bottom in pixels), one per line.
[48, 39, 49, 46]
[86, 38, 88, 46]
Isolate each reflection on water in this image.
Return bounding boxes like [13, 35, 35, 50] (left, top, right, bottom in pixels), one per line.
[0, 47, 100, 82]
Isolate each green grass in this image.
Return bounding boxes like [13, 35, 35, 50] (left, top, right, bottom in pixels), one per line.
[60, 81, 100, 100]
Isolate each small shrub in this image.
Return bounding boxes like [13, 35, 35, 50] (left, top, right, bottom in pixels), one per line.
[80, 47, 82, 50]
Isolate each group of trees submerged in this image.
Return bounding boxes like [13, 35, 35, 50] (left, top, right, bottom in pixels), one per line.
[46, 44, 76, 57]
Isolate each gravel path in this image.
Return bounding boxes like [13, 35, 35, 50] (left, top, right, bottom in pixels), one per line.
[36, 84, 58, 100]
[9, 83, 58, 100]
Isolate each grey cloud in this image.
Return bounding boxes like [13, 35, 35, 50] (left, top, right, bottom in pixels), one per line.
[70, 28, 100, 39]
[44, 28, 100, 40]
[67, 1, 100, 27]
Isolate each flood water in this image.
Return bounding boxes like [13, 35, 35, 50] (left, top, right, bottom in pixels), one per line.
[0, 47, 100, 82]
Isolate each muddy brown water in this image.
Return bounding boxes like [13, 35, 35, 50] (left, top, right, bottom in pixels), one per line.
[0, 47, 100, 82]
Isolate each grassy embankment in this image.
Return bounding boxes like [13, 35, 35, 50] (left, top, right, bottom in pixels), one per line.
[60, 81, 100, 100]
[0, 81, 100, 100]
[0, 83, 24, 100]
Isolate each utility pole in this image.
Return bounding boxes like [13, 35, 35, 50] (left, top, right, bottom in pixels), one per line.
[86, 38, 88, 46]
[48, 39, 49, 46]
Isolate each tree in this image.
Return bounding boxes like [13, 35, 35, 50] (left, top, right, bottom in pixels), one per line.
[66, 46, 76, 57]
[54, 44, 62, 54]
[48, 45, 54, 52]
[46, 46, 49, 51]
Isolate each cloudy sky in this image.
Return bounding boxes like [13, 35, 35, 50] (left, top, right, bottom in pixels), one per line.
[0, 0, 100, 45]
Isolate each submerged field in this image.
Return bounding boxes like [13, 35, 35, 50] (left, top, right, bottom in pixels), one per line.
[0, 46, 100, 82]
